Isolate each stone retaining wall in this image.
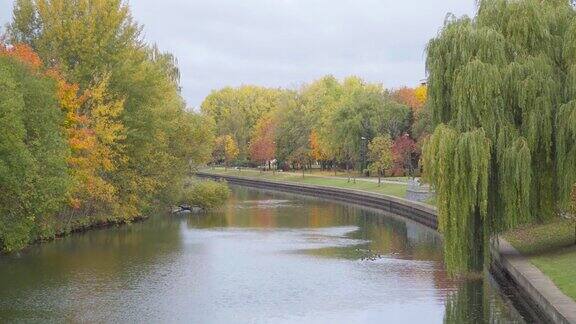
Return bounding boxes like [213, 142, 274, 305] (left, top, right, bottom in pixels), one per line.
[198, 172, 437, 229]
[197, 172, 576, 324]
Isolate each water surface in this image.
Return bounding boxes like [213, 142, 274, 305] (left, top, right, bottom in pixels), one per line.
[0, 186, 526, 323]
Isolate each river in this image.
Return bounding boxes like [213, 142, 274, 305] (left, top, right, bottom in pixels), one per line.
[0, 186, 528, 323]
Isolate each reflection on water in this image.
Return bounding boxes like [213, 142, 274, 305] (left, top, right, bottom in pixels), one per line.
[0, 186, 526, 323]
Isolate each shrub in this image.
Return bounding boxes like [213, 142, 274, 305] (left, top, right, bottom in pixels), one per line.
[179, 180, 230, 210]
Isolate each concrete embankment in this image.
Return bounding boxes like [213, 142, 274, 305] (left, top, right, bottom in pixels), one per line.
[197, 172, 576, 324]
[198, 172, 437, 228]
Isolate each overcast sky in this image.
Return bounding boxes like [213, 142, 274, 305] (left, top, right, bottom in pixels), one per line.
[1, 0, 476, 108]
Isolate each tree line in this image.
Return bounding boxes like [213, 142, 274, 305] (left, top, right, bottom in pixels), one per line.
[202, 0, 576, 277]
[202, 76, 430, 181]
[0, 0, 214, 252]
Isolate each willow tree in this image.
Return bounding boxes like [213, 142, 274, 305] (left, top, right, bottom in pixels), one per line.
[424, 0, 576, 275]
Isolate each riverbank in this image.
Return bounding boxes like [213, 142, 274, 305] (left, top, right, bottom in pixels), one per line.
[0, 185, 523, 323]
[197, 172, 436, 229]
[203, 168, 409, 199]
[11, 214, 150, 256]
[198, 171, 576, 323]
[505, 219, 576, 302]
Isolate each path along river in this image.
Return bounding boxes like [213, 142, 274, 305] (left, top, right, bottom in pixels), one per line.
[0, 186, 529, 323]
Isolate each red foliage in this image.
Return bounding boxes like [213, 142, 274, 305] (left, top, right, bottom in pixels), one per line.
[391, 134, 418, 176]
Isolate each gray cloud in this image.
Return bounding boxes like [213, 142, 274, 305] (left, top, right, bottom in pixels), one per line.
[1, 0, 476, 107]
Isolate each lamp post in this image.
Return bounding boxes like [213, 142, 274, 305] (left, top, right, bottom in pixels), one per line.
[271, 141, 276, 173]
[360, 136, 367, 177]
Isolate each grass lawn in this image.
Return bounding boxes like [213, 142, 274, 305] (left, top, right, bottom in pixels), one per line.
[201, 167, 408, 198]
[505, 218, 576, 301]
[298, 168, 412, 182]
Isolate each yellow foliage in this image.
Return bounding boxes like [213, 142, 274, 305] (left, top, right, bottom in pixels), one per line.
[51, 72, 126, 214]
[85, 74, 126, 172]
[224, 135, 239, 163]
[415, 84, 427, 109]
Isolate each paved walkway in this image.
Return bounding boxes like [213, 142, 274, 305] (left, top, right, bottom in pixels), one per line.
[238, 169, 411, 185]
[494, 238, 576, 324]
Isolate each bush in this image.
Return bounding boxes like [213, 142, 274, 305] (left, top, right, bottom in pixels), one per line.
[179, 180, 230, 210]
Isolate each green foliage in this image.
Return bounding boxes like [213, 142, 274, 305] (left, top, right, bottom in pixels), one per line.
[201, 86, 283, 161]
[3, 0, 216, 252]
[411, 103, 433, 140]
[179, 180, 230, 210]
[274, 91, 312, 169]
[328, 77, 411, 170]
[557, 101, 576, 210]
[423, 126, 491, 273]
[572, 185, 576, 214]
[9, 0, 141, 88]
[203, 75, 412, 173]
[444, 280, 491, 324]
[425, 0, 576, 274]
[0, 56, 70, 251]
[367, 135, 394, 182]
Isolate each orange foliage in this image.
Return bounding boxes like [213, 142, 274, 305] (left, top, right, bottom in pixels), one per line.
[48, 65, 121, 210]
[309, 130, 326, 161]
[393, 87, 420, 111]
[393, 85, 427, 113]
[0, 43, 43, 69]
[2, 43, 125, 214]
[249, 116, 276, 165]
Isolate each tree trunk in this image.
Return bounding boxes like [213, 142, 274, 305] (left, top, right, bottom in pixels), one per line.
[347, 163, 350, 182]
[471, 207, 484, 272]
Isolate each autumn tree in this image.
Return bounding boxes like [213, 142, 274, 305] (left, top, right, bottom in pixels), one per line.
[201, 86, 283, 161]
[391, 134, 418, 177]
[392, 87, 420, 111]
[368, 135, 394, 186]
[0, 43, 42, 68]
[414, 84, 427, 109]
[249, 116, 276, 170]
[0, 55, 70, 251]
[224, 136, 240, 168]
[309, 130, 328, 168]
[300, 76, 343, 167]
[71, 75, 126, 219]
[423, 0, 576, 275]
[213, 135, 239, 169]
[329, 77, 411, 177]
[8, 0, 140, 88]
[4, 0, 216, 251]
